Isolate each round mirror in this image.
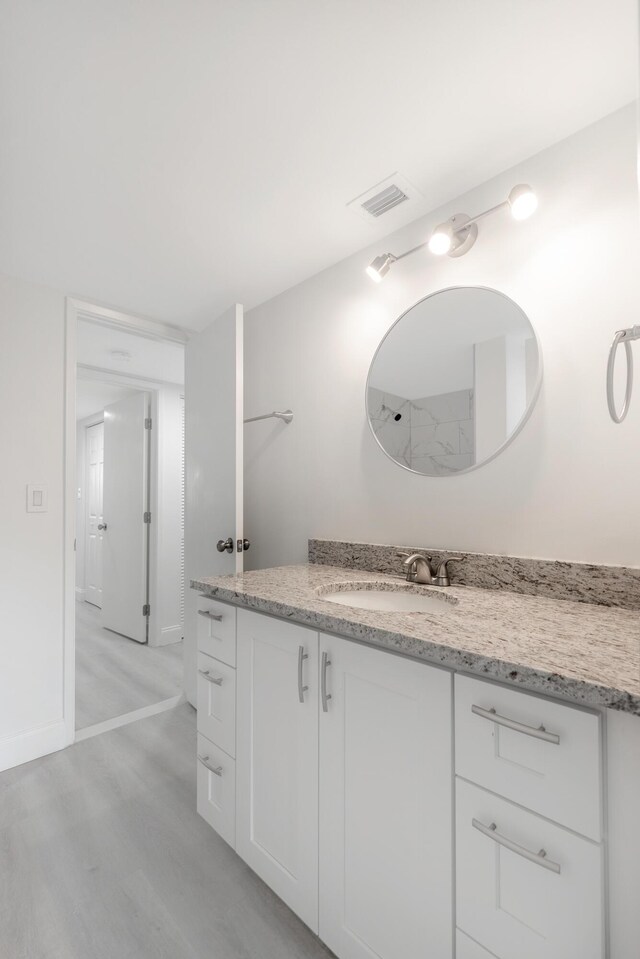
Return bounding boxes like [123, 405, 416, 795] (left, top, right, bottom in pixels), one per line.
[366, 287, 541, 475]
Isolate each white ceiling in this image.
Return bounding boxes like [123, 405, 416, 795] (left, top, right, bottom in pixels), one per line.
[77, 320, 185, 383]
[0, 1, 636, 329]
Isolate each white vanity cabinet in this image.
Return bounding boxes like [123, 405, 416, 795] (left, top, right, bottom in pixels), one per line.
[236, 610, 320, 930]
[234, 608, 453, 954]
[194, 597, 238, 848]
[195, 599, 609, 959]
[318, 632, 452, 959]
[454, 675, 604, 959]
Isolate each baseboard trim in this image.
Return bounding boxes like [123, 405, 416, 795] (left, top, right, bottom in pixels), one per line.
[0, 720, 67, 773]
[75, 693, 185, 743]
[150, 624, 184, 648]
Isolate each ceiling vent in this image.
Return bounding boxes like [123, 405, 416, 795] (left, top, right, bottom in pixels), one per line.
[361, 183, 408, 218]
[347, 172, 423, 225]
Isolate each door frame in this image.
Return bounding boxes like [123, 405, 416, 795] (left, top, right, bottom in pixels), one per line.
[63, 298, 190, 744]
[82, 417, 105, 607]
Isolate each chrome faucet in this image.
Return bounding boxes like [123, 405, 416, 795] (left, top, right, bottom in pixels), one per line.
[398, 552, 454, 586]
[399, 552, 434, 585]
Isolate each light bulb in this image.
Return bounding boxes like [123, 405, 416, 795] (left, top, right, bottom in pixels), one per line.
[428, 223, 453, 255]
[508, 184, 537, 220]
[366, 253, 394, 282]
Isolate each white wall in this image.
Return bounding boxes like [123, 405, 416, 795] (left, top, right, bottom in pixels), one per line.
[244, 105, 640, 570]
[0, 273, 67, 769]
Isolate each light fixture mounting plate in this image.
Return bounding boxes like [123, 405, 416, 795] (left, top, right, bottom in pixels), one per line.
[448, 213, 478, 258]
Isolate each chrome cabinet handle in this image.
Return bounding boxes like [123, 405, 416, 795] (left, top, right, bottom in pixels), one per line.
[198, 609, 223, 622]
[298, 645, 309, 703]
[321, 651, 332, 712]
[472, 818, 561, 874]
[198, 754, 223, 777]
[471, 704, 560, 745]
[198, 669, 223, 686]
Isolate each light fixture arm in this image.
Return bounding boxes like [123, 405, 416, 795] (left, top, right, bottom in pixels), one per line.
[458, 199, 508, 230]
[375, 201, 506, 267]
[365, 184, 535, 281]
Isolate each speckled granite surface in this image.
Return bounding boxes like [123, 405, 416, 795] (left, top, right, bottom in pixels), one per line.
[309, 539, 640, 609]
[192, 563, 640, 715]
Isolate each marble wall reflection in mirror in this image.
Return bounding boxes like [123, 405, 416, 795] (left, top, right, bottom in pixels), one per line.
[366, 287, 541, 476]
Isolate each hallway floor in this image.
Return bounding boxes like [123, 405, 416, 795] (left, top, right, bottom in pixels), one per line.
[0, 704, 334, 959]
[75, 601, 183, 730]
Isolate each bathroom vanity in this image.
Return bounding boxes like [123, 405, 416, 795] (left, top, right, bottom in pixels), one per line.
[191, 547, 640, 959]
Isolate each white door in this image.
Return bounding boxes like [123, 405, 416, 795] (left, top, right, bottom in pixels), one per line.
[85, 421, 104, 608]
[319, 635, 453, 959]
[101, 392, 150, 644]
[185, 304, 243, 706]
[236, 609, 319, 932]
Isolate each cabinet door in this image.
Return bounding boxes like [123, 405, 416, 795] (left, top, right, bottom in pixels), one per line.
[319, 635, 453, 959]
[456, 778, 604, 959]
[236, 609, 319, 932]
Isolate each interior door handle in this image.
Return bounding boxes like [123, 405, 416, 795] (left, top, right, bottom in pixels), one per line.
[216, 537, 234, 553]
[97, 523, 108, 531]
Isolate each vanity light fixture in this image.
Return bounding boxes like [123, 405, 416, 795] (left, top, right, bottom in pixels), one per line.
[365, 252, 396, 283]
[366, 183, 537, 280]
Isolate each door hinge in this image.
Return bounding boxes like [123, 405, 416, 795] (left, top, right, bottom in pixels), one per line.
[144, 417, 152, 430]
[143, 511, 151, 524]
[142, 603, 150, 616]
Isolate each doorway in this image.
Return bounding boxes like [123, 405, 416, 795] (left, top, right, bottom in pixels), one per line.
[67, 302, 188, 738]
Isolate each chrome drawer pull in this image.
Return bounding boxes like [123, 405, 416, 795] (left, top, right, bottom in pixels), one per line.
[198, 669, 224, 686]
[298, 645, 309, 703]
[198, 609, 223, 622]
[472, 818, 561, 874]
[471, 704, 560, 745]
[198, 754, 223, 777]
[321, 651, 332, 713]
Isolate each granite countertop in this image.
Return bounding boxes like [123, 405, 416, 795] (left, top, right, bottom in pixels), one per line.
[191, 563, 640, 715]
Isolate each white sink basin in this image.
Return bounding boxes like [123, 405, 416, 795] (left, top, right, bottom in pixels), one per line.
[317, 584, 453, 613]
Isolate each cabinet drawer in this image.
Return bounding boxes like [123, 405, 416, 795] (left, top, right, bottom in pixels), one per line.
[196, 596, 236, 666]
[197, 652, 236, 757]
[455, 674, 602, 839]
[456, 779, 604, 959]
[196, 733, 235, 848]
[457, 930, 497, 959]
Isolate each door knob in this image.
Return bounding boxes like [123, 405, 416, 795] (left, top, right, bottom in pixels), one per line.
[98, 523, 108, 531]
[237, 538, 250, 552]
[216, 537, 234, 554]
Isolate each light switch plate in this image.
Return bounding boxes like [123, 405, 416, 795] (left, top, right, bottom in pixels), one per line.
[27, 484, 48, 512]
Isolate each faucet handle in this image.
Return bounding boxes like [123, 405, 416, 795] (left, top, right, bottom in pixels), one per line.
[434, 557, 457, 587]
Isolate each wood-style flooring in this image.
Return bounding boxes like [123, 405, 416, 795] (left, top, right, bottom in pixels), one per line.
[75, 601, 183, 730]
[0, 704, 334, 959]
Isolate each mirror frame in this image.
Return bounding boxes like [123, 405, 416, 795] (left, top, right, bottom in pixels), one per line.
[365, 286, 543, 477]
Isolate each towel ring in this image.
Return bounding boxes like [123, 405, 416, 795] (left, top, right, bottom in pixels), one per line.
[607, 327, 640, 423]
